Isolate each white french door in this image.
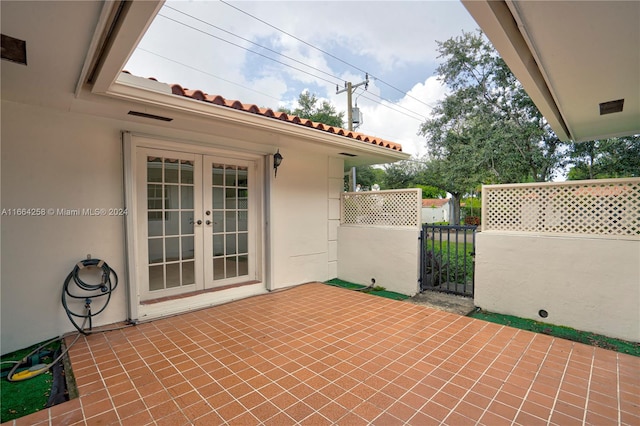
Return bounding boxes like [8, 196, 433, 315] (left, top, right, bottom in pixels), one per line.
[137, 147, 256, 301]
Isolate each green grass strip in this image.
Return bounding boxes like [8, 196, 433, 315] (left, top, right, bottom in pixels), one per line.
[1, 338, 61, 423]
[324, 279, 409, 301]
[469, 310, 640, 357]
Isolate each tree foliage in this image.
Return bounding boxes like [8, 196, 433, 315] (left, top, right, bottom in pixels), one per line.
[345, 166, 385, 191]
[567, 136, 640, 180]
[279, 91, 344, 127]
[419, 30, 566, 223]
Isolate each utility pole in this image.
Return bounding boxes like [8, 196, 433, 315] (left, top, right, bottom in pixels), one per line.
[337, 74, 368, 191]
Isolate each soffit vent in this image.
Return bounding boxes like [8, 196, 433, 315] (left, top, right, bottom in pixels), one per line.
[339, 152, 357, 157]
[128, 111, 173, 122]
[599, 99, 624, 115]
[1, 34, 27, 65]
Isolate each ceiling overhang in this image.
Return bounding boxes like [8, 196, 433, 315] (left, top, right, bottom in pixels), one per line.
[462, 0, 640, 142]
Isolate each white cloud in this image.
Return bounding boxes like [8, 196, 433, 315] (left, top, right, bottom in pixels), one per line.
[357, 76, 448, 158]
[125, 1, 475, 152]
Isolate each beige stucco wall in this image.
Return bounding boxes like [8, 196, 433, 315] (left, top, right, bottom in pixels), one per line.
[1, 100, 344, 354]
[337, 226, 420, 296]
[268, 153, 341, 290]
[475, 232, 640, 342]
[1, 101, 129, 354]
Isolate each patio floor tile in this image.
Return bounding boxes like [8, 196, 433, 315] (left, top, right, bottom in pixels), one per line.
[3, 282, 638, 425]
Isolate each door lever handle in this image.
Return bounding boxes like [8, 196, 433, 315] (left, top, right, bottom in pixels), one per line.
[205, 220, 212, 225]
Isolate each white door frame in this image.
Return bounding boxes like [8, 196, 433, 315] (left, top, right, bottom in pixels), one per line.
[123, 132, 265, 321]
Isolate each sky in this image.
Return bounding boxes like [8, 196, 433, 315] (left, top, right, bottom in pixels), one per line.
[125, 1, 479, 157]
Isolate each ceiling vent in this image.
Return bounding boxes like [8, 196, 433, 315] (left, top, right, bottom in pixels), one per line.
[128, 111, 173, 122]
[599, 99, 624, 115]
[1, 34, 27, 65]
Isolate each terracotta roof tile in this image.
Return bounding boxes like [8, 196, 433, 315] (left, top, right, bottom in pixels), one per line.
[165, 82, 402, 152]
[422, 198, 450, 208]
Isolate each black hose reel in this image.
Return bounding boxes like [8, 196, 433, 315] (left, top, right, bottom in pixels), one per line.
[7, 257, 119, 382]
[61, 256, 118, 334]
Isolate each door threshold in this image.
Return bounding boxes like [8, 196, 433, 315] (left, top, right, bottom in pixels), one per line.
[141, 280, 261, 305]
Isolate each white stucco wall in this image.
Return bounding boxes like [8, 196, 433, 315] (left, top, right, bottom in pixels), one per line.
[269, 153, 341, 289]
[1, 101, 128, 354]
[337, 226, 420, 296]
[421, 206, 448, 224]
[475, 232, 640, 342]
[1, 100, 345, 354]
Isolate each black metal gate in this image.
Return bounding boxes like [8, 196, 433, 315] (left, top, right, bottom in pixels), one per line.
[420, 224, 477, 296]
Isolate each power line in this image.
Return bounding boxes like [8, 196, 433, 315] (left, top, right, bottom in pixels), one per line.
[157, 13, 339, 86]
[135, 47, 283, 102]
[359, 92, 427, 122]
[218, 0, 438, 110]
[163, 5, 344, 84]
[160, 6, 431, 122]
[145, 5, 433, 125]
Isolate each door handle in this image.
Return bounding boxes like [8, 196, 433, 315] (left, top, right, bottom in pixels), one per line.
[205, 220, 212, 225]
[196, 219, 202, 225]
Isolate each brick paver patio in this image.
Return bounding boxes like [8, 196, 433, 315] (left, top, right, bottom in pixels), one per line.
[6, 283, 639, 425]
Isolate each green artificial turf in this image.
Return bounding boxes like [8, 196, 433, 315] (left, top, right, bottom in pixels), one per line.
[0, 338, 60, 423]
[324, 279, 409, 301]
[469, 310, 640, 357]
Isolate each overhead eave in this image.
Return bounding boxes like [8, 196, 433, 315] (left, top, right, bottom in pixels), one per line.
[461, 0, 571, 141]
[98, 75, 409, 165]
[79, 0, 164, 95]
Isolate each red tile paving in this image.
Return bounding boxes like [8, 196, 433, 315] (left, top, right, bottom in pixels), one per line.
[3, 283, 639, 425]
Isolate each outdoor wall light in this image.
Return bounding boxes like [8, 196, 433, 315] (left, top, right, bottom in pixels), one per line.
[273, 149, 283, 177]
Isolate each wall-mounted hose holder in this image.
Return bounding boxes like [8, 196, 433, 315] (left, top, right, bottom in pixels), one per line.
[62, 257, 118, 334]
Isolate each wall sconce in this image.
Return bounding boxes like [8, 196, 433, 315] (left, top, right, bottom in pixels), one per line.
[273, 149, 283, 177]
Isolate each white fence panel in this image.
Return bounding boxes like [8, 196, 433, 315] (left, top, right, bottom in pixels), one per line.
[482, 178, 640, 239]
[341, 189, 422, 228]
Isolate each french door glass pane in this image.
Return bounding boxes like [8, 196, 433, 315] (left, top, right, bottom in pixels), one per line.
[212, 164, 224, 186]
[226, 257, 238, 278]
[181, 160, 193, 184]
[166, 212, 179, 235]
[213, 211, 224, 233]
[213, 258, 225, 280]
[238, 167, 248, 187]
[148, 239, 163, 263]
[149, 265, 163, 291]
[182, 261, 195, 285]
[211, 161, 249, 281]
[226, 234, 236, 255]
[147, 156, 196, 292]
[238, 255, 248, 276]
[182, 236, 194, 260]
[165, 159, 179, 183]
[238, 211, 248, 232]
[238, 233, 248, 254]
[166, 263, 180, 288]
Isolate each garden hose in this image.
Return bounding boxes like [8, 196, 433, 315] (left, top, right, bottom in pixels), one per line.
[61, 257, 118, 334]
[6, 321, 85, 382]
[7, 257, 122, 382]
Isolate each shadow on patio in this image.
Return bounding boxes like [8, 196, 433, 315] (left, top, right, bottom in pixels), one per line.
[7, 283, 639, 425]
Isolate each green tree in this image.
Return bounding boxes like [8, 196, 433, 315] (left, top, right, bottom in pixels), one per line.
[415, 185, 446, 199]
[567, 136, 640, 180]
[279, 91, 344, 127]
[420, 30, 566, 223]
[383, 160, 420, 189]
[344, 165, 386, 191]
